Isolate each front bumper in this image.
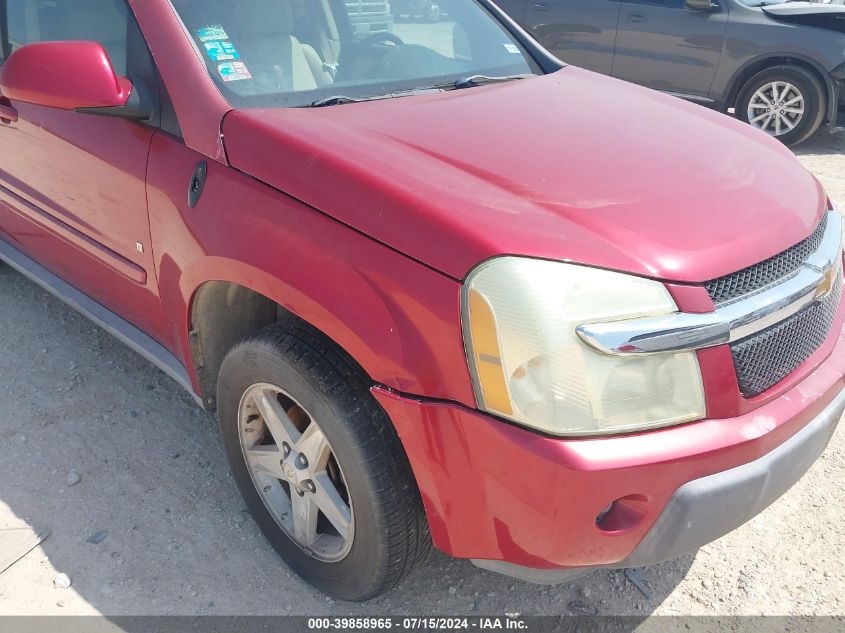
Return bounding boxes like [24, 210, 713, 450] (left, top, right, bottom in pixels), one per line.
[373, 320, 845, 578]
[618, 385, 842, 568]
[471, 386, 843, 583]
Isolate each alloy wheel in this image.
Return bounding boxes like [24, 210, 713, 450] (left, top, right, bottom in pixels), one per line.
[747, 81, 805, 138]
[238, 382, 354, 562]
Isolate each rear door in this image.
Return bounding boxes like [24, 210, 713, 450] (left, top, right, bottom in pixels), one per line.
[0, 0, 170, 344]
[611, 0, 729, 98]
[521, 0, 622, 75]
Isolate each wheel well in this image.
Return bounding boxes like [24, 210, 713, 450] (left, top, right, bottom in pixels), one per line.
[189, 281, 368, 410]
[189, 282, 276, 409]
[728, 57, 829, 112]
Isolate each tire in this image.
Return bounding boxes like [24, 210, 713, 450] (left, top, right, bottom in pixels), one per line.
[217, 324, 431, 601]
[736, 65, 826, 147]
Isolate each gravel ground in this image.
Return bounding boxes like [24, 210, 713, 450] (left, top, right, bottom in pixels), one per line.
[0, 129, 844, 617]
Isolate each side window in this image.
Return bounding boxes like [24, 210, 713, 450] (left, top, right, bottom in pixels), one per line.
[6, 0, 129, 74]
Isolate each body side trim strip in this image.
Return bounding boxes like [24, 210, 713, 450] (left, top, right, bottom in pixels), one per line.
[0, 185, 147, 284]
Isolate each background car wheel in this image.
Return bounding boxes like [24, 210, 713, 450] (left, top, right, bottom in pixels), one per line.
[217, 324, 431, 601]
[737, 65, 826, 147]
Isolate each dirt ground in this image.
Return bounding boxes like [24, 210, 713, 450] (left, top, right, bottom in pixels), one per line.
[0, 129, 844, 618]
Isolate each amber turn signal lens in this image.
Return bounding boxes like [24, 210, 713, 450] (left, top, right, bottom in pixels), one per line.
[467, 289, 513, 416]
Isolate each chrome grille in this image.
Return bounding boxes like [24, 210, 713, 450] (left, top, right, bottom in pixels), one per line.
[706, 215, 829, 306]
[730, 274, 842, 397]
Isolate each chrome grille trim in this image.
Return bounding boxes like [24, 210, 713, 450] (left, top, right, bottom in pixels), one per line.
[576, 210, 843, 357]
[706, 215, 829, 306]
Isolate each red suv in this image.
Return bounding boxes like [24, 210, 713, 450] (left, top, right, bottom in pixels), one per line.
[0, 0, 842, 602]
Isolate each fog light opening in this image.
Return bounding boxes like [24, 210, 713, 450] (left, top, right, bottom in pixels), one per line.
[595, 494, 649, 534]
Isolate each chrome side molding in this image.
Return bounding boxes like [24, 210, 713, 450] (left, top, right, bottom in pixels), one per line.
[577, 211, 843, 356]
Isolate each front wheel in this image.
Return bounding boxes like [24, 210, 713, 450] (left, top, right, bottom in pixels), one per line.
[217, 324, 431, 601]
[736, 65, 826, 147]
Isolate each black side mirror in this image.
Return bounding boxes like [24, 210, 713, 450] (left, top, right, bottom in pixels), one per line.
[686, 0, 720, 11]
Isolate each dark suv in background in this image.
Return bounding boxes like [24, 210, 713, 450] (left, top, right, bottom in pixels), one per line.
[497, 0, 845, 145]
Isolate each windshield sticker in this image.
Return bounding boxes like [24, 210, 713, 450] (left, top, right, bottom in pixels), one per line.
[204, 40, 240, 61]
[196, 25, 229, 42]
[503, 43, 520, 54]
[218, 61, 252, 82]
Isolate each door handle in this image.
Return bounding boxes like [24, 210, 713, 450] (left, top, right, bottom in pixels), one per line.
[627, 13, 647, 22]
[0, 98, 18, 124]
[531, 2, 550, 10]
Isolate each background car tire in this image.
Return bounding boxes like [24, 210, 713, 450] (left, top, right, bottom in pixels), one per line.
[217, 323, 431, 601]
[736, 65, 826, 147]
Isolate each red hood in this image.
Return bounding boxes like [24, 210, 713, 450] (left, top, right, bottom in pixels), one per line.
[223, 67, 826, 282]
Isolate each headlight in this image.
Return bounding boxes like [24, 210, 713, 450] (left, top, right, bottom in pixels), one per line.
[462, 257, 705, 436]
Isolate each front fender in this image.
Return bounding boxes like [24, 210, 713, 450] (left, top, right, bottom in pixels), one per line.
[146, 133, 475, 408]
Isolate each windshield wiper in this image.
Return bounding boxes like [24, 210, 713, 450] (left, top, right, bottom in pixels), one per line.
[310, 95, 364, 107]
[309, 74, 533, 107]
[414, 73, 533, 92]
[449, 74, 533, 89]
[310, 88, 439, 107]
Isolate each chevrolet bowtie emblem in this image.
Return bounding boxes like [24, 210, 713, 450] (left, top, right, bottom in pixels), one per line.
[814, 265, 838, 300]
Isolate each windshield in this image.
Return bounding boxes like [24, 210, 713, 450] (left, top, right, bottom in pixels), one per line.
[170, 0, 540, 108]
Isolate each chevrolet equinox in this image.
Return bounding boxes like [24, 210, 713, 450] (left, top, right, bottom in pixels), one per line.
[0, 0, 843, 601]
